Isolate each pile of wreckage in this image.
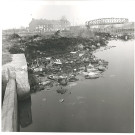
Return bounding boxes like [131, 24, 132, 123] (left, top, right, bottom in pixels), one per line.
[28, 45, 108, 93]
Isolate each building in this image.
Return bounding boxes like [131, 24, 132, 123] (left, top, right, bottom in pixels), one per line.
[29, 18, 71, 32]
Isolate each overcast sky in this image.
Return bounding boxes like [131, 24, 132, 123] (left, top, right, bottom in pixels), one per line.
[1, 0, 135, 29]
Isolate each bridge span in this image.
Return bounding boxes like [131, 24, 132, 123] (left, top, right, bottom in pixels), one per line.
[85, 18, 128, 27]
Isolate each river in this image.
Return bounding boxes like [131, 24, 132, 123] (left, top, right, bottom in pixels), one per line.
[20, 40, 134, 133]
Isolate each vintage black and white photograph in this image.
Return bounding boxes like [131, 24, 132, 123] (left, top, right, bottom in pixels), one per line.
[1, 0, 134, 133]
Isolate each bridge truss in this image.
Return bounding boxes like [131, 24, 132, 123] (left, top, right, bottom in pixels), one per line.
[85, 18, 128, 27]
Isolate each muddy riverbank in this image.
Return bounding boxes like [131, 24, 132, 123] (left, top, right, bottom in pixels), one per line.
[2, 32, 109, 98]
[3, 32, 111, 94]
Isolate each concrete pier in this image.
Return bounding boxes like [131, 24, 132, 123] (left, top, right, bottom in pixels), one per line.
[2, 54, 30, 132]
[2, 54, 30, 100]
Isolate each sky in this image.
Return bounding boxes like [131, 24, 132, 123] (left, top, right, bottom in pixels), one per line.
[1, 0, 135, 29]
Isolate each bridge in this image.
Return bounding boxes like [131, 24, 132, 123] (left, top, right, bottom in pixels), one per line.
[85, 18, 128, 27]
[85, 18, 134, 35]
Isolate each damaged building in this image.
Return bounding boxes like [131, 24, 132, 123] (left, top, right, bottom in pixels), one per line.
[29, 18, 71, 32]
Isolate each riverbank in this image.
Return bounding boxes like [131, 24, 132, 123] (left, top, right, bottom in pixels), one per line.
[2, 31, 134, 96]
[2, 32, 109, 94]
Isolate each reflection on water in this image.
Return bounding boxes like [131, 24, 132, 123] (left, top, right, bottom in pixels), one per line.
[20, 40, 134, 132]
[18, 96, 32, 128]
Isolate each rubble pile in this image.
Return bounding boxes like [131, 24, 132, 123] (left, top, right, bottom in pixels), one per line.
[25, 38, 109, 94]
[8, 33, 21, 40]
[6, 33, 110, 94]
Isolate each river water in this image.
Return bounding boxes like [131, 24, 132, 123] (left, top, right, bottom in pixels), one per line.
[20, 40, 134, 133]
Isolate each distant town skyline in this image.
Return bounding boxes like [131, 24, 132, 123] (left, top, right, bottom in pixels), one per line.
[1, 0, 135, 29]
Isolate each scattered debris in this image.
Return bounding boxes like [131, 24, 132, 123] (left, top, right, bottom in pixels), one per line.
[54, 59, 62, 65]
[79, 53, 84, 57]
[59, 99, 64, 103]
[97, 43, 101, 47]
[58, 76, 68, 86]
[70, 51, 77, 54]
[68, 75, 78, 82]
[41, 80, 51, 86]
[98, 66, 106, 71]
[85, 72, 100, 79]
[57, 88, 67, 94]
[46, 57, 52, 60]
[6, 33, 112, 94]
[47, 75, 58, 80]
